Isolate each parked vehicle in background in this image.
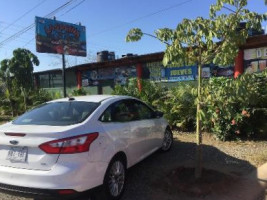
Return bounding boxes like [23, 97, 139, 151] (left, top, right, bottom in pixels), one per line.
[0, 95, 172, 200]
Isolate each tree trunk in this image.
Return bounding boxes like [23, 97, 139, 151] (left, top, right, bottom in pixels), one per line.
[9, 101, 14, 117]
[195, 63, 203, 179]
[21, 88, 27, 112]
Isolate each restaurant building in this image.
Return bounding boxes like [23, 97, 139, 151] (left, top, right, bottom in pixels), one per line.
[34, 34, 267, 94]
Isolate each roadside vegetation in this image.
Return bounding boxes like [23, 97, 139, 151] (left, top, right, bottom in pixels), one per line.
[0, 48, 90, 117]
[113, 70, 267, 141]
[0, 48, 52, 116]
[126, 0, 267, 178]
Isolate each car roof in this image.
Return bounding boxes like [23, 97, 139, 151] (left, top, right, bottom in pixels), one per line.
[49, 95, 134, 103]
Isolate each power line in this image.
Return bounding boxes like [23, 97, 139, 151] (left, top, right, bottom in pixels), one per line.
[89, 0, 193, 37]
[0, 0, 48, 34]
[59, 0, 86, 18]
[45, 0, 77, 18]
[0, 21, 27, 29]
[0, 0, 76, 47]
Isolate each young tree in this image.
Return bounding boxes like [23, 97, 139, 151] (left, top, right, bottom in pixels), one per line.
[0, 48, 39, 113]
[126, 0, 266, 178]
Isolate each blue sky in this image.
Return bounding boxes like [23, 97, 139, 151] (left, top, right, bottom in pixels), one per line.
[0, 0, 266, 72]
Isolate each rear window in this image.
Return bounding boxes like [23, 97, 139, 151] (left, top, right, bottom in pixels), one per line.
[13, 101, 100, 126]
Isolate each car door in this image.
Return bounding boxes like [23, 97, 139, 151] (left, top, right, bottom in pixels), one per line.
[130, 100, 162, 155]
[99, 100, 147, 166]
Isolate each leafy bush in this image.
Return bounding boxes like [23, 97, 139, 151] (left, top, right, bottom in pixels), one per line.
[112, 78, 165, 107]
[202, 71, 267, 140]
[153, 83, 197, 131]
[29, 89, 53, 107]
[113, 78, 197, 131]
[72, 88, 87, 96]
[113, 73, 267, 141]
[0, 86, 53, 116]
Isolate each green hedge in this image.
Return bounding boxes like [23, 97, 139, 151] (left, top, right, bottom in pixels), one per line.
[113, 72, 267, 141]
[113, 78, 196, 131]
[202, 71, 267, 140]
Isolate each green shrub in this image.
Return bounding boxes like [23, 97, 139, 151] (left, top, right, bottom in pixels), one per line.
[0, 87, 53, 116]
[202, 71, 267, 140]
[113, 78, 197, 131]
[153, 83, 197, 131]
[110, 72, 267, 141]
[112, 78, 165, 108]
[72, 88, 87, 96]
[29, 89, 53, 107]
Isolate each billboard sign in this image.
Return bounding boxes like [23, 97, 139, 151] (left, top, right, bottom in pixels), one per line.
[35, 16, 86, 57]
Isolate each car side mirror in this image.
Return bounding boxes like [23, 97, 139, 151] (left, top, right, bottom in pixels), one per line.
[154, 111, 164, 118]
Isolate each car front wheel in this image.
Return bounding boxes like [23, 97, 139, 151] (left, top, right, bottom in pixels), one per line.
[161, 128, 173, 152]
[104, 157, 126, 200]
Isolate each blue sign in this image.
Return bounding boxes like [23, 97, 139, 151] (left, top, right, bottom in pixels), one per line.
[165, 66, 197, 82]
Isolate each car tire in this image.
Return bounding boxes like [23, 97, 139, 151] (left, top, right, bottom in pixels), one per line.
[161, 128, 173, 152]
[103, 156, 126, 200]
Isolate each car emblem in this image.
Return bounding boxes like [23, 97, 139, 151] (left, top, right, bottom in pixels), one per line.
[9, 140, 19, 145]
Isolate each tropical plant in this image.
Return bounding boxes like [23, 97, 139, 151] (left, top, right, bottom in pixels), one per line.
[29, 89, 53, 108]
[112, 78, 165, 108]
[126, 0, 266, 178]
[153, 83, 197, 131]
[72, 88, 87, 96]
[0, 48, 39, 115]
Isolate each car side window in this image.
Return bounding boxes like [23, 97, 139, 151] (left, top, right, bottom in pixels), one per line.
[132, 100, 154, 120]
[100, 101, 133, 122]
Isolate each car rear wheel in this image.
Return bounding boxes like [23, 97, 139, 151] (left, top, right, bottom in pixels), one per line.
[104, 157, 126, 200]
[161, 129, 173, 152]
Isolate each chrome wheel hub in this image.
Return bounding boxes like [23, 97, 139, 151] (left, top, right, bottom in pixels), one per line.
[108, 161, 125, 197]
[162, 130, 172, 151]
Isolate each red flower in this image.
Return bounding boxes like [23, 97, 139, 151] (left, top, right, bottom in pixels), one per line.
[242, 110, 250, 118]
[235, 130, 241, 135]
[231, 119, 236, 125]
[242, 110, 248, 116]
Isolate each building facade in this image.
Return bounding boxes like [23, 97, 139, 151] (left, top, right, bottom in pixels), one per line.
[34, 35, 267, 94]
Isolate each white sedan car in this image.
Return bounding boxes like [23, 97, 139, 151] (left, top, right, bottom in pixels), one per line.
[0, 95, 173, 200]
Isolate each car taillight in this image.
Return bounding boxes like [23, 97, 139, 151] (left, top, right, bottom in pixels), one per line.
[39, 133, 99, 154]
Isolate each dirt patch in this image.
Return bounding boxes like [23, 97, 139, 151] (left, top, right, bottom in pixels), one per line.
[176, 132, 267, 167]
[158, 167, 238, 198]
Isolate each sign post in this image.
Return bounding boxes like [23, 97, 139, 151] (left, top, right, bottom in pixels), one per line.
[62, 53, 67, 97]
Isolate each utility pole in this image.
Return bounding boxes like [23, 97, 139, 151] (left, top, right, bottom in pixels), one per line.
[62, 53, 67, 97]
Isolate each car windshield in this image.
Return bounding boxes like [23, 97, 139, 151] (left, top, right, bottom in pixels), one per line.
[13, 101, 100, 126]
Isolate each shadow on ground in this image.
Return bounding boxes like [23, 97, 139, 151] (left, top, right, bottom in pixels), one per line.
[91, 140, 264, 200]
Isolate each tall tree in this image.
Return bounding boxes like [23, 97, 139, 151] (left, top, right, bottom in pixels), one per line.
[0, 48, 39, 113]
[126, 0, 266, 178]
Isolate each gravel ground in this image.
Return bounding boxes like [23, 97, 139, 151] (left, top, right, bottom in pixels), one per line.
[0, 131, 266, 200]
